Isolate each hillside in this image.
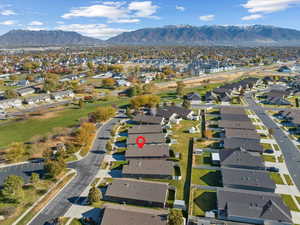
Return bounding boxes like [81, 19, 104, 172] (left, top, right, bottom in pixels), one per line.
[107, 25, 300, 46]
[0, 30, 103, 47]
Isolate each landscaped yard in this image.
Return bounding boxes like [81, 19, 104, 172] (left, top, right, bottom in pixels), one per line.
[193, 153, 211, 166]
[284, 174, 294, 186]
[191, 169, 222, 186]
[274, 144, 280, 151]
[0, 99, 129, 148]
[262, 155, 276, 162]
[269, 172, 284, 185]
[281, 194, 300, 212]
[169, 120, 201, 200]
[191, 189, 217, 216]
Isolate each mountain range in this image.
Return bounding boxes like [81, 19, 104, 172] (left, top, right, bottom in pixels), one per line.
[1, 25, 300, 47]
[0, 30, 103, 47]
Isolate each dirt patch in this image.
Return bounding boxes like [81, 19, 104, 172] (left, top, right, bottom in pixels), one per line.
[31, 111, 60, 120]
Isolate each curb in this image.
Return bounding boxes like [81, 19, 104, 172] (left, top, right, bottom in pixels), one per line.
[11, 169, 77, 225]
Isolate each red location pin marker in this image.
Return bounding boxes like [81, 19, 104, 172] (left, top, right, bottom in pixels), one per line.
[136, 136, 146, 149]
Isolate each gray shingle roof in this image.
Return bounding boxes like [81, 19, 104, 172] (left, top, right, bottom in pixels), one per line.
[126, 144, 169, 159]
[100, 206, 168, 225]
[128, 125, 163, 135]
[221, 167, 275, 190]
[105, 179, 168, 204]
[225, 128, 260, 140]
[217, 188, 292, 224]
[223, 138, 263, 153]
[127, 133, 166, 145]
[218, 120, 255, 130]
[220, 149, 265, 169]
[123, 159, 173, 176]
[133, 115, 163, 124]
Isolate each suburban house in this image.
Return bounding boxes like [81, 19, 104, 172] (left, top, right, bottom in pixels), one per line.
[221, 167, 276, 192]
[259, 88, 292, 106]
[0, 98, 22, 109]
[100, 206, 168, 225]
[220, 149, 265, 170]
[24, 94, 51, 105]
[223, 138, 263, 154]
[218, 120, 256, 130]
[217, 188, 292, 225]
[224, 128, 260, 140]
[221, 113, 250, 122]
[132, 115, 164, 125]
[51, 90, 74, 100]
[122, 159, 173, 179]
[127, 133, 166, 145]
[128, 125, 163, 135]
[104, 179, 169, 208]
[125, 144, 170, 159]
[185, 92, 202, 105]
[16, 87, 35, 96]
[156, 106, 195, 121]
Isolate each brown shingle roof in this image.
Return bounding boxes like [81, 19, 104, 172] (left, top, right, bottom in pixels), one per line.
[128, 125, 163, 135]
[225, 128, 260, 140]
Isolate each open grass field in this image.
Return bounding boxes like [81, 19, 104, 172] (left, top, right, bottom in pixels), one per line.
[191, 189, 217, 216]
[0, 99, 128, 148]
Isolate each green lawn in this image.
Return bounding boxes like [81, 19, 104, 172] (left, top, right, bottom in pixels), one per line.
[278, 155, 284, 163]
[273, 144, 280, 151]
[262, 143, 272, 150]
[191, 169, 222, 186]
[70, 218, 83, 225]
[262, 155, 276, 163]
[281, 194, 300, 212]
[0, 99, 128, 148]
[193, 153, 211, 165]
[110, 161, 128, 170]
[284, 174, 294, 186]
[0, 179, 53, 225]
[191, 189, 217, 216]
[269, 172, 284, 185]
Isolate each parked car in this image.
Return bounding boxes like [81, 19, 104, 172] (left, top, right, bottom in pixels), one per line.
[267, 167, 279, 172]
[264, 149, 274, 154]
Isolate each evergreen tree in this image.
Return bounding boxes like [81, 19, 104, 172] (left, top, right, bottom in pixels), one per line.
[88, 186, 101, 204]
[1, 175, 24, 203]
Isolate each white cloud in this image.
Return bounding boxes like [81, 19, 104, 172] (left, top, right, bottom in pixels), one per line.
[176, 5, 185, 11]
[0, 9, 16, 16]
[56, 21, 64, 24]
[62, 4, 127, 19]
[55, 23, 130, 40]
[0, 20, 16, 25]
[199, 14, 215, 21]
[128, 1, 159, 18]
[62, 1, 159, 22]
[28, 21, 44, 26]
[26, 26, 46, 31]
[243, 0, 300, 14]
[242, 14, 263, 20]
[109, 18, 140, 23]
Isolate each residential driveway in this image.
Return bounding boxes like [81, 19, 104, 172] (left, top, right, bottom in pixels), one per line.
[28, 115, 124, 225]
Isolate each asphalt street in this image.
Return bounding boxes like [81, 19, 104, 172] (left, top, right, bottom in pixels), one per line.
[27, 116, 121, 225]
[245, 93, 300, 191]
[0, 162, 44, 185]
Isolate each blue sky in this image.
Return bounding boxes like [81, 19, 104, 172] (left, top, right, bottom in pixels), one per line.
[0, 0, 300, 40]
